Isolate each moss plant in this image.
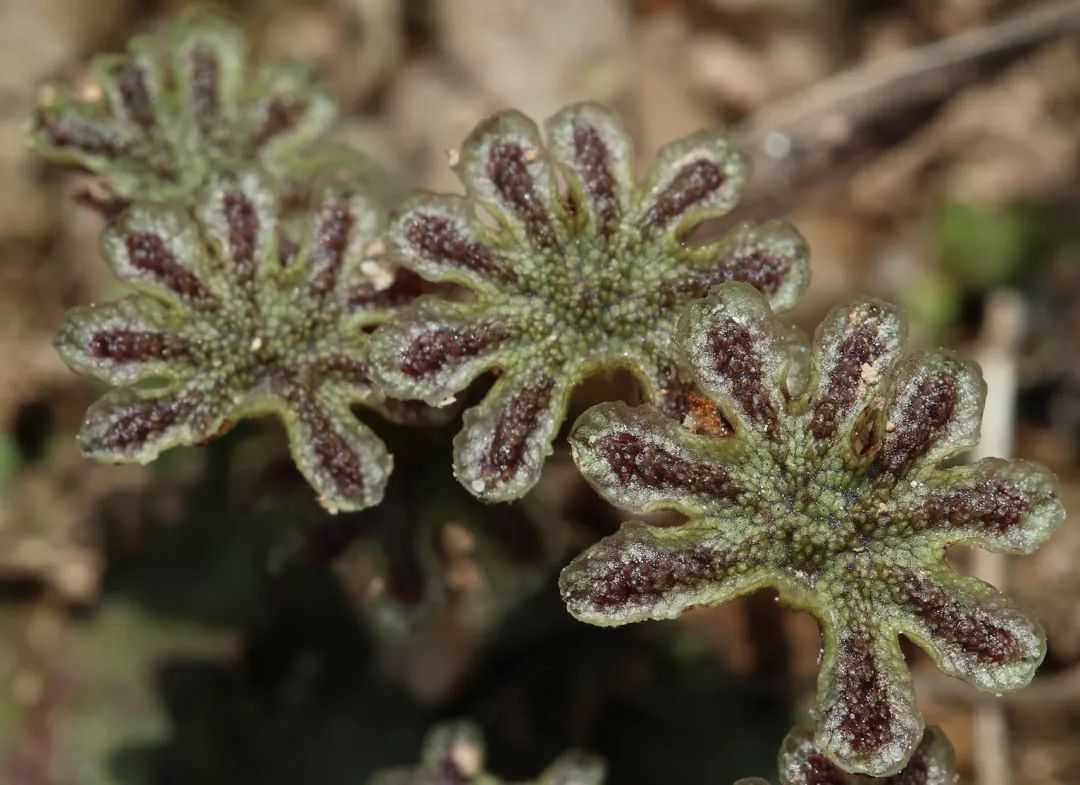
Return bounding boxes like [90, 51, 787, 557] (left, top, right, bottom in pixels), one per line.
[738, 726, 956, 785]
[370, 721, 605, 785]
[31, 13, 336, 202]
[53, 168, 420, 512]
[368, 103, 810, 502]
[560, 282, 1064, 775]
[26, 10, 1070, 780]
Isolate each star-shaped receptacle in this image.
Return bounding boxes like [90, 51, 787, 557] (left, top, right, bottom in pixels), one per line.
[369, 721, 605, 785]
[737, 725, 956, 785]
[31, 12, 337, 202]
[329, 451, 565, 639]
[368, 103, 810, 502]
[345, 499, 562, 640]
[560, 282, 1064, 776]
[55, 168, 423, 513]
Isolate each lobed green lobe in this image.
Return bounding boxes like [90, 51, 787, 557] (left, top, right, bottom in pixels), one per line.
[369, 720, 605, 785]
[737, 725, 956, 785]
[31, 13, 337, 202]
[560, 282, 1064, 776]
[368, 103, 810, 502]
[55, 168, 423, 513]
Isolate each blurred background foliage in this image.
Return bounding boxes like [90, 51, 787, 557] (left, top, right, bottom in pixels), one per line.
[0, 1, 1078, 783]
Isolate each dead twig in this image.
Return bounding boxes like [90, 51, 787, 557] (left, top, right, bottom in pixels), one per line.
[731, 0, 1080, 217]
[968, 291, 1025, 785]
[917, 664, 1080, 710]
